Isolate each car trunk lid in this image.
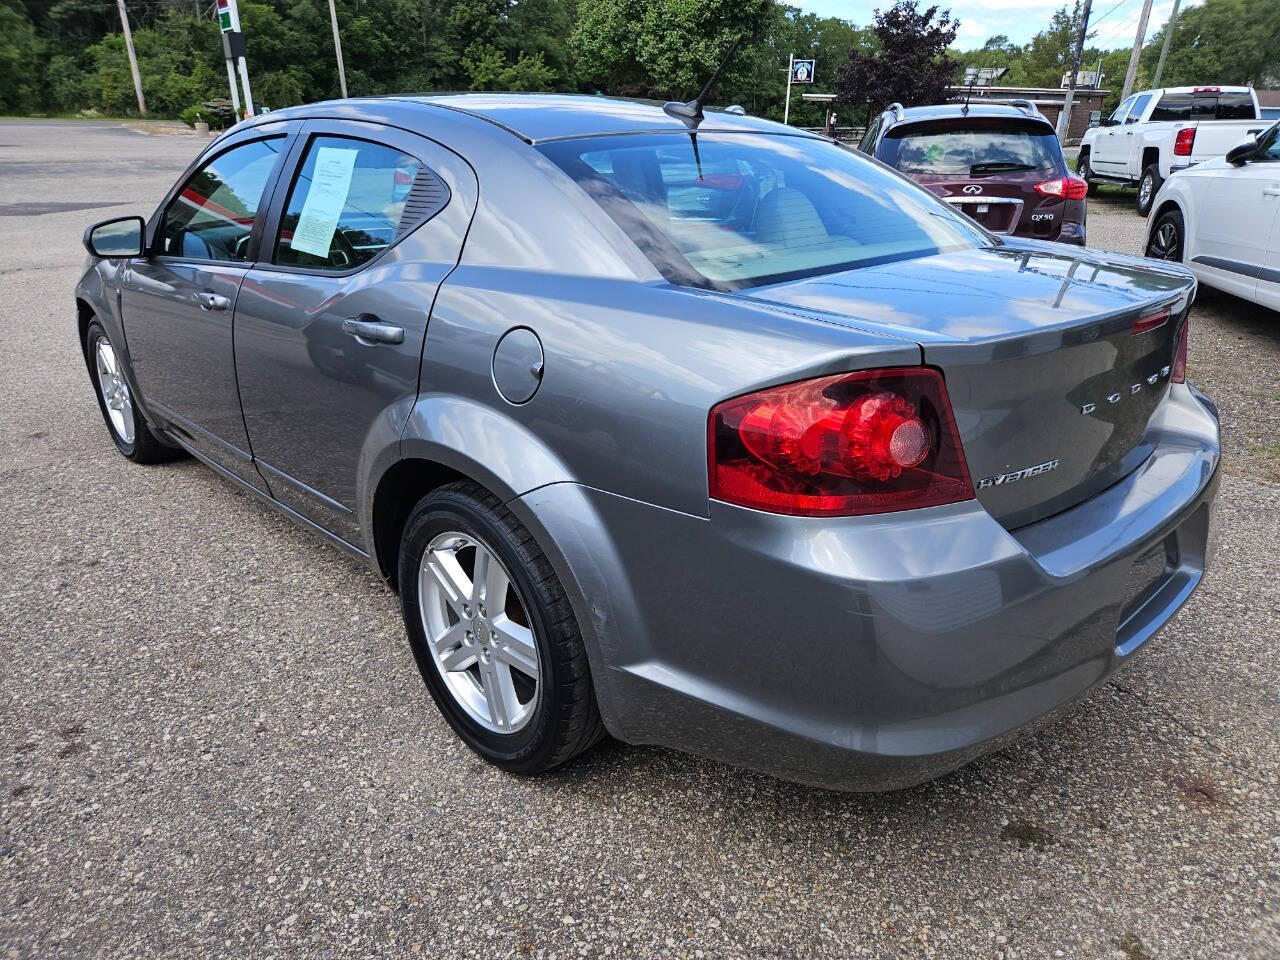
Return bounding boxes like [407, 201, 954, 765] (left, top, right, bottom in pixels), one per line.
[739, 242, 1195, 528]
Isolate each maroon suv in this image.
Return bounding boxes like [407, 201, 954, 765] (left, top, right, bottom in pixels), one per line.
[857, 101, 1087, 244]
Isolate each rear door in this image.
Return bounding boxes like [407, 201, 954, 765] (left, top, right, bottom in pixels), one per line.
[232, 119, 477, 545]
[120, 124, 295, 489]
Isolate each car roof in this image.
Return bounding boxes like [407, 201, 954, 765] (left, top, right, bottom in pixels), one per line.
[265, 93, 820, 145]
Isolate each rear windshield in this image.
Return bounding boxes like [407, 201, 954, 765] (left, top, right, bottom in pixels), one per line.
[879, 119, 1062, 176]
[539, 132, 987, 289]
[1151, 91, 1257, 121]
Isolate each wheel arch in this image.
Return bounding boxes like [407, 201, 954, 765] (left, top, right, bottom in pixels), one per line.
[1148, 194, 1190, 259]
[1141, 146, 1161, 176]
[369, 395, 576, 585]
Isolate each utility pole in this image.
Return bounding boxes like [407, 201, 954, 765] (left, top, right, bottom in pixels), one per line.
[783, 54, 794, 125]
[1151, 0, 1181, 88]
[115, 0, 146, 116]
[1057, 0, 1092, 141]
[1120, 0, 1155, 102]
[327, 0, 348, 98]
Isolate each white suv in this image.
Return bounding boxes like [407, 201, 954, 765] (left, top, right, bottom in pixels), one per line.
[1144, 121, 1280, 311]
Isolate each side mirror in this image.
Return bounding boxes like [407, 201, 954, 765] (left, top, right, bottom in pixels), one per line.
[1225, 135, 1259, 166]
[83, 215, 145, 258]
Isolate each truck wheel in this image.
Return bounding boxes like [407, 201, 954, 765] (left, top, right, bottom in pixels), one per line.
[1136, 165, 1162, 217]
[1076, 151, 1099, 196]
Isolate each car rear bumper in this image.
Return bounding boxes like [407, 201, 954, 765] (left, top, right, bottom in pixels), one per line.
[515, 383, 1220, 792]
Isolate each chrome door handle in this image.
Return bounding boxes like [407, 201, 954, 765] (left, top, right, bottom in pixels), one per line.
[196, 291, 230, 311]
[342, 315, 404, 345]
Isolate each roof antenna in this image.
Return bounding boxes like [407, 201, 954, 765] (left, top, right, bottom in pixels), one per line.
[663, 37, 744, 130]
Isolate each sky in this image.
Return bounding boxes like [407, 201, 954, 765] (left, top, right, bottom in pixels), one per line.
[795, 0, 1198, 50]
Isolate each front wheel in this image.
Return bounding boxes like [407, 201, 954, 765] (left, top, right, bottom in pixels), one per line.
[398, 481, 604, 774]
[1145, 208, 1184, 262]
[86, 320, 180, 463]
[1136, 164, 1162, 216]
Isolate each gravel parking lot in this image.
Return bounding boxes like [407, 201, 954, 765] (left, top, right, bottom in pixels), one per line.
[1, 119, 1278, 960]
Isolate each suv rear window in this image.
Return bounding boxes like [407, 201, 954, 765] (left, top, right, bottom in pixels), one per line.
[879, 119, 1062, 176]
[539, 132, 987, 290]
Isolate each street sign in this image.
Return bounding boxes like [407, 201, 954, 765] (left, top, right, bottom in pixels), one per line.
[216, 0, 239, 32]
[791, 59, 815, 84]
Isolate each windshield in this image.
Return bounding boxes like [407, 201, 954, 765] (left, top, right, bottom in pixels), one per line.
[880, 120, 1062, 176]
[539, 132, 988, 289]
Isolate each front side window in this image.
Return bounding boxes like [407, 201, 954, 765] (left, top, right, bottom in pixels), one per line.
[1110, 96, 1136, 124]
[1257, 122, 1280, 161]
[858, 115, 882, 154]
[275, 136, 443, 271]
[161, 138, 284, 262]
[540, 132, 988, 290]
[879, 120, 1062, 175]
[1126, 93, 1152, 123]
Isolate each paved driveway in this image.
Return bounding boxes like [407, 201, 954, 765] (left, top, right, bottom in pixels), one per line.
[1, 120, 1277, 959]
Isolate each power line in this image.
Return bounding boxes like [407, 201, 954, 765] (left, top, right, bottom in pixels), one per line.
[1088, 0, 1137, 29]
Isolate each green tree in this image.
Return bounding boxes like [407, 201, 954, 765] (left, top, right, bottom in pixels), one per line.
[834, 1, 958, 111]
[0, 1, 44, 113]
[1141, 0, 1280, 88]
[571, 0, 776, 99]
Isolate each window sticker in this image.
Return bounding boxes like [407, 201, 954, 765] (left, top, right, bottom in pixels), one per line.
[289, 146, 359, 258]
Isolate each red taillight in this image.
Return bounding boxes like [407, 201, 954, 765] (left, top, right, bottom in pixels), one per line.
[1172, 319, 1188, 383]
[708, 367, 974, 516]
[1034, 177, 1089, 201]
[1132, 307, 1170, 335]
[1174, 127, 1196, 157]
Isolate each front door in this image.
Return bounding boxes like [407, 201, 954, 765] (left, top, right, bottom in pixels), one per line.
[120, 132, 292, 487]
[1248, 126, 1280, 310]
[232, 120, 477, 546]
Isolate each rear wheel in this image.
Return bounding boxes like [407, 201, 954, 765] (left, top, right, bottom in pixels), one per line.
[1136, 164, 1162, 216]
[1076, 151, 1099, 196]
[86, 320, 180, 463]
[1145, 208, 1185, 262]
[398, 481, 604, 774]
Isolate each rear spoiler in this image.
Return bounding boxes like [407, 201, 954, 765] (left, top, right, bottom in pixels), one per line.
[1008, 99, 1044, 120]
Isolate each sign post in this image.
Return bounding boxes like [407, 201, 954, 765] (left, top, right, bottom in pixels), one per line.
[783, 57, 815, 126]
[216, 0, 254, 118]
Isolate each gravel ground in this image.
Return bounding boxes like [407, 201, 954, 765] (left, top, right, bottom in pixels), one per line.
[1, 119, 1278, 960]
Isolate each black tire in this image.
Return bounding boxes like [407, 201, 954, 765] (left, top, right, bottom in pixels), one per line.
[85, 320, 181, 464]
[1076, 151, 1099, 196]
[1136, 164, 1162, 216]
[1145, 207, 1185, 263]
[398, 480, 604, 774]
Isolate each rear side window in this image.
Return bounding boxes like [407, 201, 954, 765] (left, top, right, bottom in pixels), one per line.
[1150, 92, 1192, 122]
[858, 115, 882, 154]
[879, 120, 1062, 175]
[539, 132, 987, 290]
[275, 135, 449, 271]
[161, 137, 284, 262]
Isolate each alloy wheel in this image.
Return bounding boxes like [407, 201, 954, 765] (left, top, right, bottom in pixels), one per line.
[1139, 175, 1153, 208]
[417, 531, 541, 733]
[1148, 221, 1180, 260]
[94, 337, 135, 445]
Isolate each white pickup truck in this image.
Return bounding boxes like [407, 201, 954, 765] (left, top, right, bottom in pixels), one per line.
[1077, 85, 1270, 215]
